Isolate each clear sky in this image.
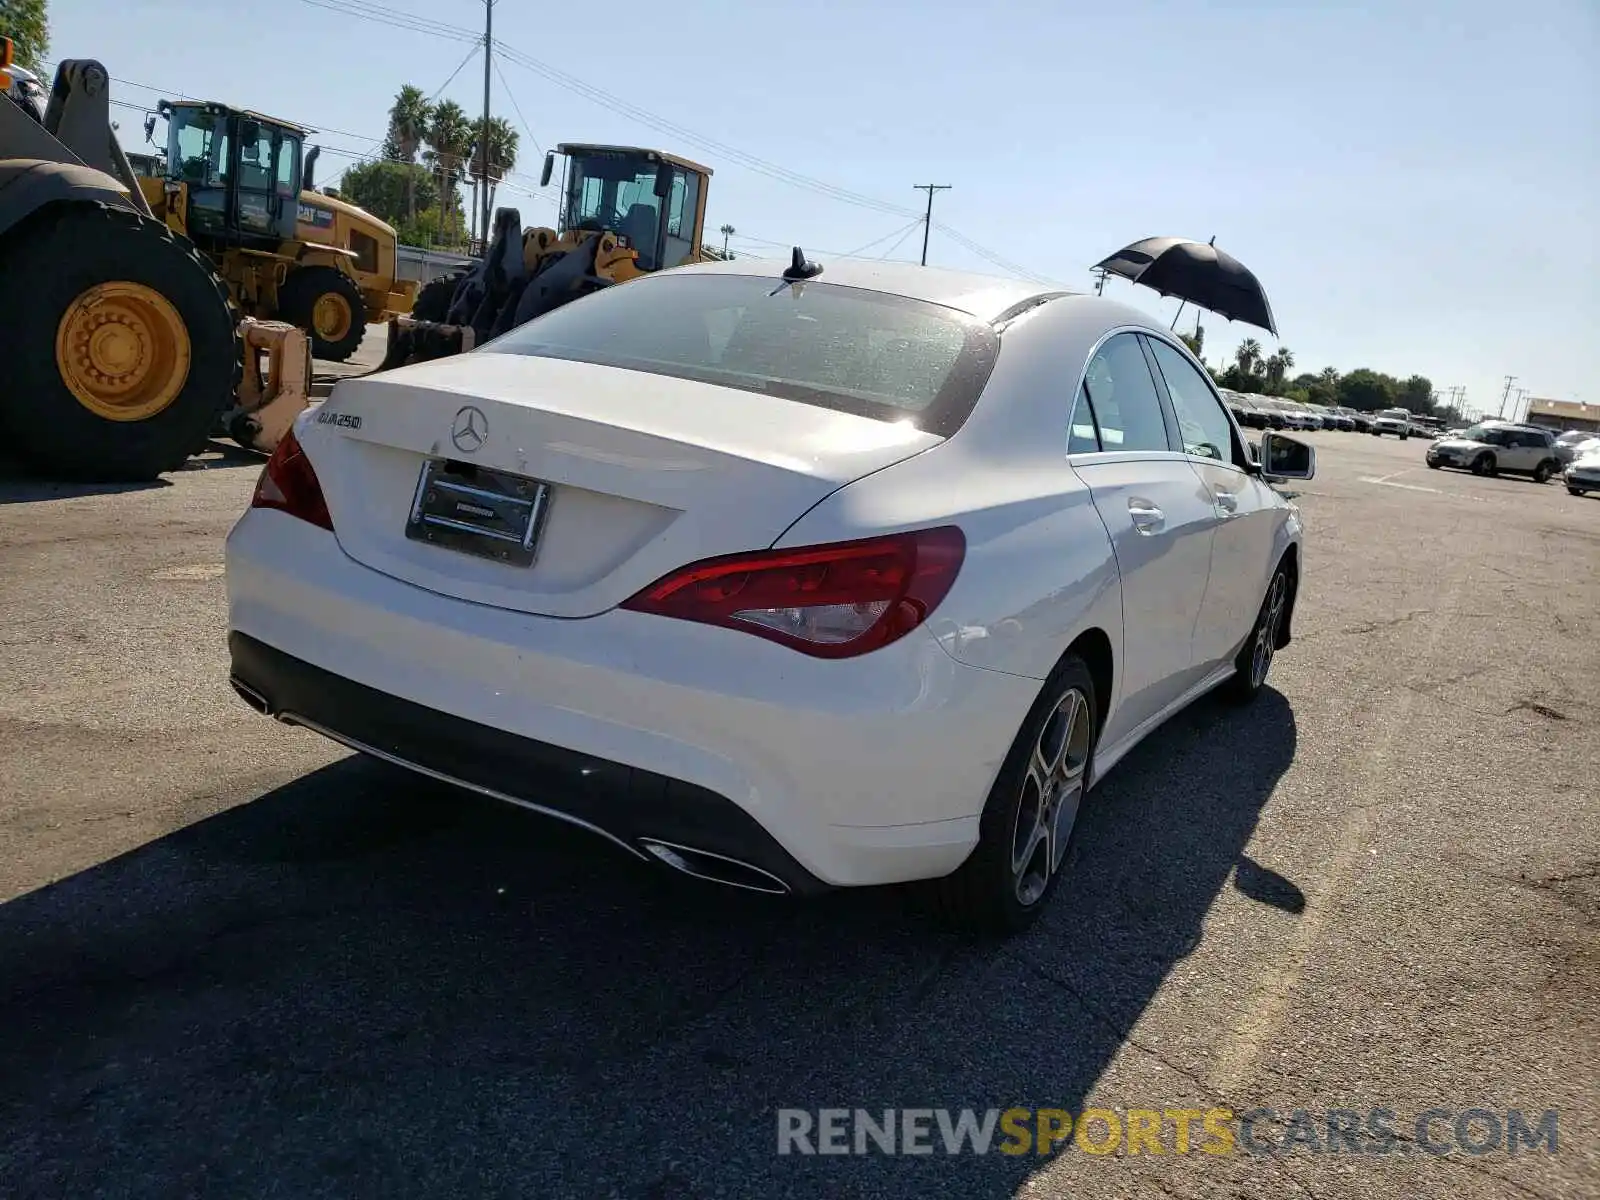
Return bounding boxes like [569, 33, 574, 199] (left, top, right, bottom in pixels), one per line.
[43, 0, 1600, 419]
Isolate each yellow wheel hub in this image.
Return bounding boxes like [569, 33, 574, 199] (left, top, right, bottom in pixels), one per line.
[55, 282, 191, 422]
[312, 291, 354, 342]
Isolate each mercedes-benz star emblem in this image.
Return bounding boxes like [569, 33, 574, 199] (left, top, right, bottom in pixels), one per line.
[451, 405, 488, 453]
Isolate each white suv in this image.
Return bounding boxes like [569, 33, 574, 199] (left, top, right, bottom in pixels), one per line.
[1371, 408, 1413, 439]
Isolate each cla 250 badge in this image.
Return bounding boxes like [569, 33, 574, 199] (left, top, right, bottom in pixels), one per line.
[316, 411, 362, 430]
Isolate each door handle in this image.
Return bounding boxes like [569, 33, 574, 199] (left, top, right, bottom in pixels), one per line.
[1213, 490, 1239, 516]
[1128, 498, 1165, 533]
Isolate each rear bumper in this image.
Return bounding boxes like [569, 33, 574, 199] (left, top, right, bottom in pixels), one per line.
[225, 509, 1040, 888]
[229, 632, 825, 894]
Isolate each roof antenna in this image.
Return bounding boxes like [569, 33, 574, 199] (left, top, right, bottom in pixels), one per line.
[782, 246, 823, 282]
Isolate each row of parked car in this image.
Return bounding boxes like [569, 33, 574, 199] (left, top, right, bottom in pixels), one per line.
[1221, 390, 1600, 497]
[1220, 393, 1439, 437]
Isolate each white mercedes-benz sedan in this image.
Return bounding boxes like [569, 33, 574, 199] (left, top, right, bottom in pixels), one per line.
[225, 256, 1314, 933]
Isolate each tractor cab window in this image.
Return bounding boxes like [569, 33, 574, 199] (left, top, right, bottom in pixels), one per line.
[238, 121, 274, 193]
[275, 133, 301, 198]
[169, 108, 229, 187]
[563, 153, 664, 270]
[663, 168, 701, 269]
[168, 107, 230, 235]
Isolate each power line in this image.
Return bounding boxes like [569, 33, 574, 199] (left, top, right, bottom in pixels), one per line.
[877, 222, 924, 262]
[430, 43, 482, 102]
[294, 0, 479, 44]
[839, 219, 923, 258]
[491, 56, 543, 159]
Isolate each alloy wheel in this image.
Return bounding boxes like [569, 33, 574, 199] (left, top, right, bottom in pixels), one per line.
[1251, 572, 1288, 688]
[1010, 686, 1093, 906]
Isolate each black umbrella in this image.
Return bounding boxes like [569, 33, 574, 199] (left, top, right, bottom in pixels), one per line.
[1094, 236, 1277, 336]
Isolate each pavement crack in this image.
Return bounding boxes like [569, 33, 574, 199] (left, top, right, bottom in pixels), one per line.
[1343, 608, 1434, 636]
[1505, 699, 1570, 721]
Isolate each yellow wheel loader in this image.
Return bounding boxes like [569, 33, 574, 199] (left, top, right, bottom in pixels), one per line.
[138, 100, 418, 361]
[381, 143, 712, 369]
[1, 41, 310, 480]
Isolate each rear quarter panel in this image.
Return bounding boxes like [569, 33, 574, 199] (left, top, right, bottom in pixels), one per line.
[770, 296, 1129, 687]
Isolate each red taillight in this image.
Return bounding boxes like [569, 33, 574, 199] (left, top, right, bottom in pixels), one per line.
[250, 426, 333, 531]
[620, 526, 965, 659]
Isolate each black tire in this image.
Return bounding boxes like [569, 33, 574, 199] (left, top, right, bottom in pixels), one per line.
[1222, 560, 1292, 705]
[413, 270, 467, 323]
[277, 265, 366, 360]
[0, 202, 239, 481]
[1532, 460, 1555, 484]
[933, 656, 1098, 936]
[1426, 460, 1441, 469]
[1570, 487, 1585, 497]
[1471, 453, 1496, 477]
[1399, 432, 1409, 441]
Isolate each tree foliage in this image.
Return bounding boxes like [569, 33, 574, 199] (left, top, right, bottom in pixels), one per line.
[347, 84, 515, 250]
[339, 160, 439, 226]
[1, 0, 49, 71]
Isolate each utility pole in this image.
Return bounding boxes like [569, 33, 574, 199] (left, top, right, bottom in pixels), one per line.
[1498, 374, 1517, 419]
[1092, 266, 1108, 296]
[913, 184, 951, 266]
[479, 0, 494, 253]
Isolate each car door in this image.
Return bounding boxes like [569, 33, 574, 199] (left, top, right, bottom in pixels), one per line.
[1142, 336, 1282, 672]
[1513, 429, 1549, 471]
[1066, 332, 1219, 745]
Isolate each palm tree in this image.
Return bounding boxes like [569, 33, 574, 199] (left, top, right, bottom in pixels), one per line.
[469, 116, 519, 237]
[424, 100, 472, 244]
[1319, 366, 1340, 387]
[1235, 338, 1263, 376]
[386, 85, 434, 221]
[719, 223, 735, 257]
[1265, 347, 1295, 389]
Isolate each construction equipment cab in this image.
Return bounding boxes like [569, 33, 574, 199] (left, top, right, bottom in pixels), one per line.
[139, 100, 416, 359]
[539, 143, 711, 280]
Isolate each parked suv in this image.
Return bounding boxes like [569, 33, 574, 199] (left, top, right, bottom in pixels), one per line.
[1426, 421, 1564, 482]
[1371, 408, 1414, 439]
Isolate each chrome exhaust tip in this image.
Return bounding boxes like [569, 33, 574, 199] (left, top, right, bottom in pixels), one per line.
[638, 838, 790, 895]
[229, 677, 271, 715]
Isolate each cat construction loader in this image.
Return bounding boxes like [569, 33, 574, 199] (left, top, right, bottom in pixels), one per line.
[1, 40, 312, 480]
[380, 142, 712, 369]
[138, 99, 417, 361]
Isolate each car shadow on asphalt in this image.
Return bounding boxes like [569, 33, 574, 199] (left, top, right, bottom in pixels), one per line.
[0, 442, 261, 504]
[0, 691, 1298, 1197]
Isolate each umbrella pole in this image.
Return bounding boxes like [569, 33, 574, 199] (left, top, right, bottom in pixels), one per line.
[1170, 300, 1186, 330]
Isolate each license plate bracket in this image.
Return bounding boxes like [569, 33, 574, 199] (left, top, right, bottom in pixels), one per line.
[405, 458, 551, 568]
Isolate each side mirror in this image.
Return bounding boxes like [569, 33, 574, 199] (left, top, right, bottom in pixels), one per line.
[143, 114, 157, 144]
[540, 151, 555, 188]
[1259, 432, 1316, 481]
[654, 162, 673, 198]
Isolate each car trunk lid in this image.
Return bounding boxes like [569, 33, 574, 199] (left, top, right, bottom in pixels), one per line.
[300, 353, 942, 618]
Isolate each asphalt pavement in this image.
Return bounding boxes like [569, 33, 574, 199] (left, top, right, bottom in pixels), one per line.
[1, 430, 1596, 1199]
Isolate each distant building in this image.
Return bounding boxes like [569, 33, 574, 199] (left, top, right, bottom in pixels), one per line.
[1524, 397, 1598, 434]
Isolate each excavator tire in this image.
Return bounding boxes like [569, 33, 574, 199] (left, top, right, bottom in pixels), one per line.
[413, 270, 466, 323]
[0, 202, 240, 482]
[278, 265, 366, 361]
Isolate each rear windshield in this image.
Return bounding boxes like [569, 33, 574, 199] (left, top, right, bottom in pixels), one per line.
[481, 273, 999, 437]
